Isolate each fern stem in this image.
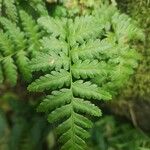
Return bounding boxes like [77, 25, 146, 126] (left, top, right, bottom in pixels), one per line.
[66, 20, 76, 145]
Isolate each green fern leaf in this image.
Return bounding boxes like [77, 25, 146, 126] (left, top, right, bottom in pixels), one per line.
[30, 51, 69, 72]
[38, 17, 67, 38]
[27, 0, 48, 16]
[68, 16, 104, 46]
[72, 60, 107, 79]
[71, 39, 113, 62]
[38, 89, 72, 112]
[41, 37, 68, 55]
[16, 50, 32, 81]
[0, 31, 14, 55]
[3, 56, 17, 86]
[29, 52, 55, 72]
[28, 6, 143, 149]
[61, 138, 86, 150]
[28, 70, 70, 92]
[0, 17, 26, 50]
[28, 14, 126, 149]
[0, 17, 34, 84]
[112, 13, 144, 43]
[0, 9, 44, 85]
[48, 104, 71, 123]
[19, 10, 42, 54]
[3, 0, 18, 22]
[0, 31, 18, 85]
[73, 113, 93, 129]
[58, 124, 90, 143]
[73, 80, 111, 100]
[73, 98, 102, 116]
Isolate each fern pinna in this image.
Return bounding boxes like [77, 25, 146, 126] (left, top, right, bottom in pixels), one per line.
[0, 10, 42, 85]
[0, 0, 47, 22]
[0, 0, 47, 85]
[28, 4, 143, 150]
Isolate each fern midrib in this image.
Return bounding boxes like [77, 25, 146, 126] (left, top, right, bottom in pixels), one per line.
[67, 20, 77, 146]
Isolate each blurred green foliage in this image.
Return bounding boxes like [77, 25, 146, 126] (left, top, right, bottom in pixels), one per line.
[116, 0, 150, 101]
[0, 93, 50, 150]
[89, 116, 150, 150]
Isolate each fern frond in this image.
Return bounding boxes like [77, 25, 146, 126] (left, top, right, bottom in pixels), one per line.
[28, 7, 142, 149]
[27, 0, 48, 16]
[0, 31, 18, 85]
[0, 31, 14, 55]
[29, 16, 105, 149]
[0, 17, 26, 50]
[0, 5, 45, 84]
[0, 16, 36, 84]
[3, 0, 18, 22]
[112, 13, 144, 43]
[19, 10, 42, 54]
